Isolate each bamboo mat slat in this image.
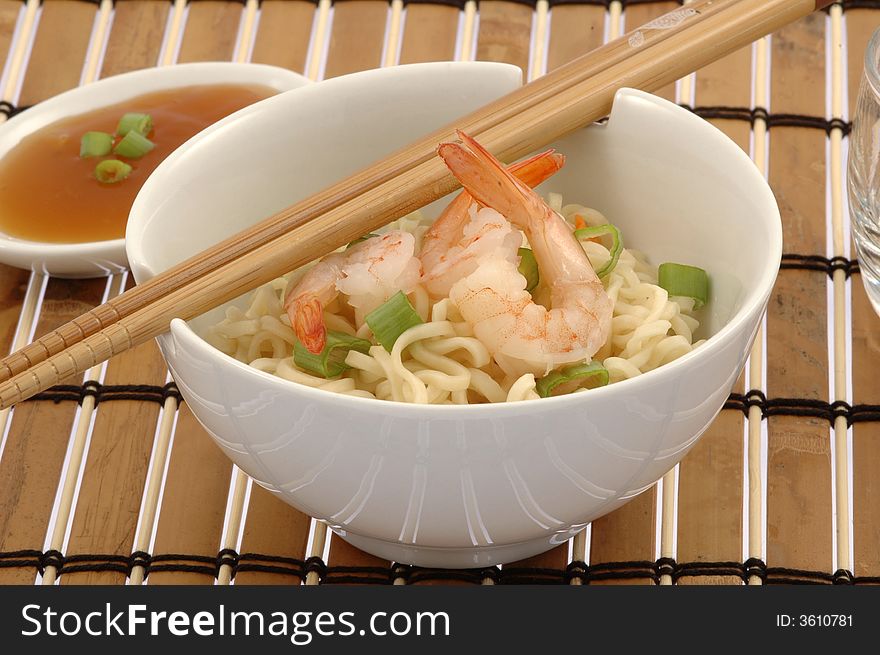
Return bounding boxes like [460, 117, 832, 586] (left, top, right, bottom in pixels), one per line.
[398, 1, 459, 64]
[475, 1, 532, 72]
[101, 1, 171, 78]
[325, 535, 392, 585]
[195, 0, 319, 583]
[0, 268, 29, 354]
[589, 489, 657, 585]
[621, 0, 677, 101]
[0, 0, 22, 73]
[276, 0, 397, 577]
[0, 0, 879, 587]
[675, 45, 753, 586]
[692, 46, 754, 152]
[851, 287, 880, 579]
[545, 2, 605, 72]
[250, 0, 315, 72]
[60, 276, 168, 585]
[233, 485, 311, 585]
[18, 0, 96, 106]
[46, 0, 176, 586]
[323, 0, 389, 80]
[59, 340, 167, 585]
[0, 278, 107, 584]
[848, 9, 879, 111]
[0, 0, 104, 585]
[851, 280, 880, 579]
[144, 0, 248, 585]
[148, 405, 234, 585]
[581, 0, 694, 584]
[765, 14, 833, 577]
[505, 542, 570, 581]
[465, 0, 569, 577]
[177, 0, 243, 64]
[847, 7, 880, 580]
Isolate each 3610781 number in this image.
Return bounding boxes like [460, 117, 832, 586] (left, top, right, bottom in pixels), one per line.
[798, 615, 852, 627]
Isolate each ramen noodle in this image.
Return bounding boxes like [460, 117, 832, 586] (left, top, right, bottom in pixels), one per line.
[204, 197, 706, 404]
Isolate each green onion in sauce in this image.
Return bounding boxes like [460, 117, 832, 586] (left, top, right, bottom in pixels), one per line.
[113, 130, 155, 159]
[94, 159, 132, 184]
[79, 131, 112, 158]
[115, 112, 152, 137]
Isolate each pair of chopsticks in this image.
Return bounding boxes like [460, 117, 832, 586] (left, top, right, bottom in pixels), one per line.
[0, 0, 834, 409]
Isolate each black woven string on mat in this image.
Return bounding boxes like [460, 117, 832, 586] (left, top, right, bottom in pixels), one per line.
[476, 0, 539, 6]
[618, 0, 684, 5]
[680, 105, 852, 136]
[839, 0, 880, 10]
[403, 0, 468, 7]
[724, 390, 880, 427]
[780, 254, 860, 278]
[0, 101, 30, 120]
[28, 381, 182, 406]
[0, 550, 307, 580]
[547, 0, 614, 7]
[5, 549, 880, 585]
[404, 0, 540, 6]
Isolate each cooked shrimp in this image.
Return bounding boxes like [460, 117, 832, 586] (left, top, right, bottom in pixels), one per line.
[420, 206, 521, 298]
[285, 231, 421, 353]
[438, 130, 613, 376]
[420, 150, 565, 297]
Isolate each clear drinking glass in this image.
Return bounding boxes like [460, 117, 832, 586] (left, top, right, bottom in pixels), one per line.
[850, 28, 880, 314]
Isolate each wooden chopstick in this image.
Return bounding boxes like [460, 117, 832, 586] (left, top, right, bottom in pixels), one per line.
[0, 0, 834, 409]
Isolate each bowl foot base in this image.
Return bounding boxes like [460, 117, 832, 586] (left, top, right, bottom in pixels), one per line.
[332, 529, 570, 569]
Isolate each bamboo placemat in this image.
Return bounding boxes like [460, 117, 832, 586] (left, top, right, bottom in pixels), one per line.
[0, 0, 878, 586]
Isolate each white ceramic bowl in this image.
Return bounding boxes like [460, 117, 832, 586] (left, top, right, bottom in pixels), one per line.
[127, 62, 781, 568]
[0, 62, 309, 278]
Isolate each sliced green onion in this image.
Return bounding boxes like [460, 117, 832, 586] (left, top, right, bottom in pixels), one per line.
[293, 330, 372, 379]
[116, 112, 152, 137]
[574, 223, 623, 278]
[79, 131, 112, 158]
[94, 159, 132, 184]
[536, 361, 610, 398]
[658, 263, 709, 309]
[347, 233, 380, 249]
[518, 247, 539, 292]
[113, 130, 155, 158]
[365, 291, 423, 351]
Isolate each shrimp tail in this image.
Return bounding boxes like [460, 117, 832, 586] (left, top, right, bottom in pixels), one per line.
[422, 148, 564, 257]
[290, 294, 326, 354]
[508, 149, 565, 187]
[438, 130, 546, 221]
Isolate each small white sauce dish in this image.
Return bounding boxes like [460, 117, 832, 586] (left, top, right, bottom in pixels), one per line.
[0, 62, 309, 278]
[128, 62, 781, 568]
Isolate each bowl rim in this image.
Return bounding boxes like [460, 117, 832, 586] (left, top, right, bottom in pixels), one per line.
[0, 61, 309, 275]
[162, 84, 782, 417]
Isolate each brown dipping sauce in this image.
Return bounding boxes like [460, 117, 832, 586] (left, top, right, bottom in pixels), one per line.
[0, 83, 277, 244]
